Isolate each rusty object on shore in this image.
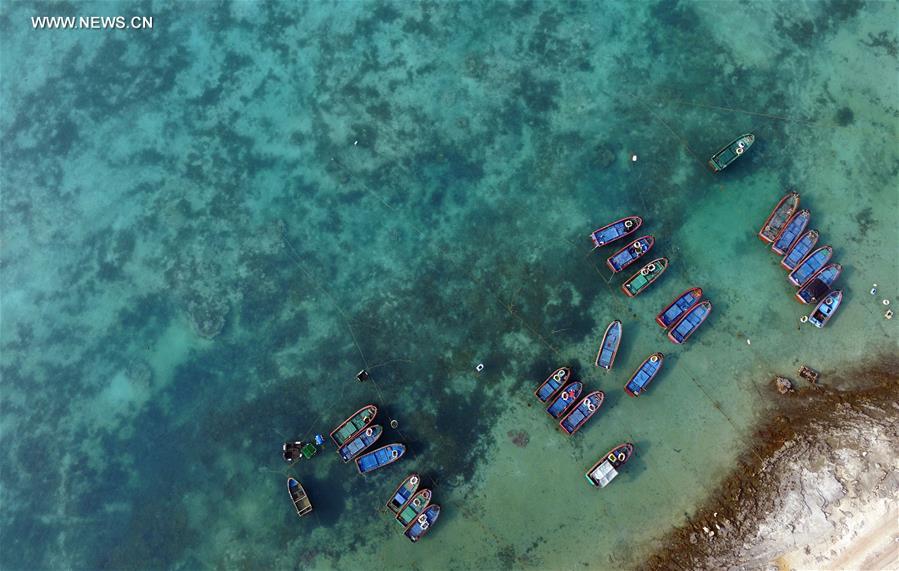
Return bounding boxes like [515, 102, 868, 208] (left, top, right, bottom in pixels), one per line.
[798, 365, 820, 385]
[774, 376, 794, 394]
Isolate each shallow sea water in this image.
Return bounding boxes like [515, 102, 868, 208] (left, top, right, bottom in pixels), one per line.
[1, 1, 897, 569]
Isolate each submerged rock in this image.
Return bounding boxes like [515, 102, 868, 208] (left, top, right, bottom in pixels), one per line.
[187, 296, 229, 339]
[507, 429, 530, 448]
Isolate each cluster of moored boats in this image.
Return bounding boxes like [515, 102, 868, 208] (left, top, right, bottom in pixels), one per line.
[758, 192, 844, 328]
[285, 404, 440, 542]
[591, 216, 669, 297]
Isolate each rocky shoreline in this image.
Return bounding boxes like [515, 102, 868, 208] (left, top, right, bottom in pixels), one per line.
[643, 355, 899, 571]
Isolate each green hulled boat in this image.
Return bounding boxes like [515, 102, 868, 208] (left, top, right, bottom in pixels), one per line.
[396, 489, 432, 527]
[329, 404, 377, 447]
[621, 257, 668, 297]
[708, 133, 754, 172]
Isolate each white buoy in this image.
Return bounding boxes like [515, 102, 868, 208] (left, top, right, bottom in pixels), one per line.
[631, 154, 638, 162]
[870, 286, 877, 295]
[883, 299, 890, 306]
[354, 140, 358, 146]
[746, 338, 751, 345]
[475, 363, 485, 373]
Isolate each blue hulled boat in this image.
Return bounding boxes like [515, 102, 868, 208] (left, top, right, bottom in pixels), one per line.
[404, 504, 440, 543]
[595, 320, 622, 369]
[387, 473, 420, 514]
[624, 353, 664, 397]
[590, 216, 642, 248]
[668, 300, 712, 344]
[796, 263, 842, 304]
[534, 367, 571, 402]
[338, 424, 383, 462]
[771, 209, 810, 255]
[808, 290, 842, 328]
[655, 287, 702, 329]
[781, 230, 818, 271]
[559, 391, 604, 435]
[546, 382, 583, 419]
[355, 443, 405, 475]
[606, 235, 654, 273]
[788, 246, 833, 287]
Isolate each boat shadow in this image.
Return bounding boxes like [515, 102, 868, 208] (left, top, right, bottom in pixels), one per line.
[623, 439, 651, 483]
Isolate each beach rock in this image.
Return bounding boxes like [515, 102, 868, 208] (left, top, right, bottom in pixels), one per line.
[507, 429, 530, 448]
[775, 376, 794, 394]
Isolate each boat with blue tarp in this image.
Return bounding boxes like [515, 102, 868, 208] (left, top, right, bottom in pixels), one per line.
[808, 290, 843, 328]
[586, 443, 634, 487]
[387, 473, 420, 513]
[708, 133, 754, 172]
[759, 192, 800, 243]
[546, 382, 583, 419]
[621, 257, 668, 297]
[396, 489, 432, 527]
[338, 424, 383, 462]
[590, 216, 642, 248]
[559, 391, 604, 435]
[772, 209, 810, 255]
[656, 287, 702, 328]
[668, 300, 712, 344]
[606, 235, 654, 273]
[404, 504, 440, 543]
[595, 320, 622, 369]
[788, 246, 833, 287]
[330, 404, 377, 447]
[796, 263, 842, 304]
[624, 353, 664, 397]
[355, 443, 405, 475]
[781, 230, 818, 271]
[534, 367, 571, 402]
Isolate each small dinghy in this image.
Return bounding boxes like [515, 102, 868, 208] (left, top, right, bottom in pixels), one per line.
[396, 489, 432, 527]
[586, 443, 634, 487]
[781, 229, 819, 271]
[668, 300, 712, 344]
[621, 257, 668, 297]
[287, 477, 313, 517]
[534, 367, 571, 402]
[595, 320, 622, 369]
[606, 235, 654, 273]
[330, 404, 377, 447]
[624, 353, 664, 397]
[590, 216, 643, 248]
[387, 473, 421, 514]
[708, 133, 754, 172]
[404, 504, 440, 543]
[355, 443, 405, 475]
[338, 424, 383, 462]
[759, 192, 800, 243]
[788, 246, 833, 287]
[656, 288, 702, 329]
[796, 263, 842, 304]
[808, 290, 843, 328]
[559, 391, 605, 436]
[771, 209, 810, 255]
[546, 382, 583, 419]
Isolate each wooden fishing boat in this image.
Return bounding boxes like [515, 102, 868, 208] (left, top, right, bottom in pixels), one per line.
[595, 320, 622, 369]
[796, 263, 842, 304]
[330, 404, 377, 447]
[396, 489, 432, 527]
[621, 257, 668, 297]
[287, 477, 313, 517]
[708, 133, 754, 172]
[606, 235, 654, 273]
[781, 229, 819, 271]
[559, 391, 605, 435]
[808, 290, 843, 328]
[771, 209, 810, 255]
[656, 287, 702, 329]
[534, 367, 571, 402]
[404, 504, 441, 543]
[624, 353, 664, 397]
[586, 443, 634, 487]
[788, 246, 832, 287]
[355, 443, 405, 475]
[338, 424, 383, 462]
[668, 300, 712, 344]
[590, 216, 643, 248]
[386, 473, 421, 514]
[759, 192, 800, 243]
[546, 381, 583, 419]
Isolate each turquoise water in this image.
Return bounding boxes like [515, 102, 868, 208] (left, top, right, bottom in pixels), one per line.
[2, 1, 897, 569]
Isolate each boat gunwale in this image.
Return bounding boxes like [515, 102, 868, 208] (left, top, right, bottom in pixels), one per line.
[781, 229, 819, 270]
[655, 287, 702, 328]
[809, 289, 843, 328]
[708, 133, 754, 172]
[533, 366, 571, 402]
[329, 404, 378, 447]
[287, 477, 313, 517]
[339, 424, 384, 463]
[771, 209, 811, 255]
[585, 442, 635, 486]
[667, 300, 712, 344]
[355, 443, 406, 475]
[758, 192, 800, 243]
[624, 353, 664, 397]
[795, 263, 842, 304]
[595, 320, 622, 369]
[788, 245, 833, 287]
[404, 504, 441, 543]
[396, 488, 433, 526]
[621, 257, 669, 297]
[606, 235, 655, 273]
[546, 381, 583, 419]
[559, 390, 605, 436]
[590, 215, 643, 248]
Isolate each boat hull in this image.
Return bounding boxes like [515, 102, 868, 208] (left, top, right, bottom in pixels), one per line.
[355, 444, 406, 475]
[534, 367, 571, 402]
[668, 300, 712, 344]
[708, 133, 754, 172]
[396, 489, 432, 527]
[387, 473, 421, 514]
[559, 391, 605, 435]
[771, 209, 810, 255]
[404, 504, 441, 543]
[781, 230, 819, 270]
[656, 287, 702, 328]
[590, 216, 642, 248]
[595, 320, 622, 369]
[606, 235, 654, 273]
[759, 192, 800, 243]
[546, 382, 583, 419]
[624, 353, 664, 397]
[287, 477, 313, 517]
[338, 424, 383, 462]
[586, 443, 634, 487]
[788, 246, 833, 287]
[796, 263, 842, 304]
[808, 290, 843, 328]
[621, 257, 668, 297]
[330, 404, 378, 447]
